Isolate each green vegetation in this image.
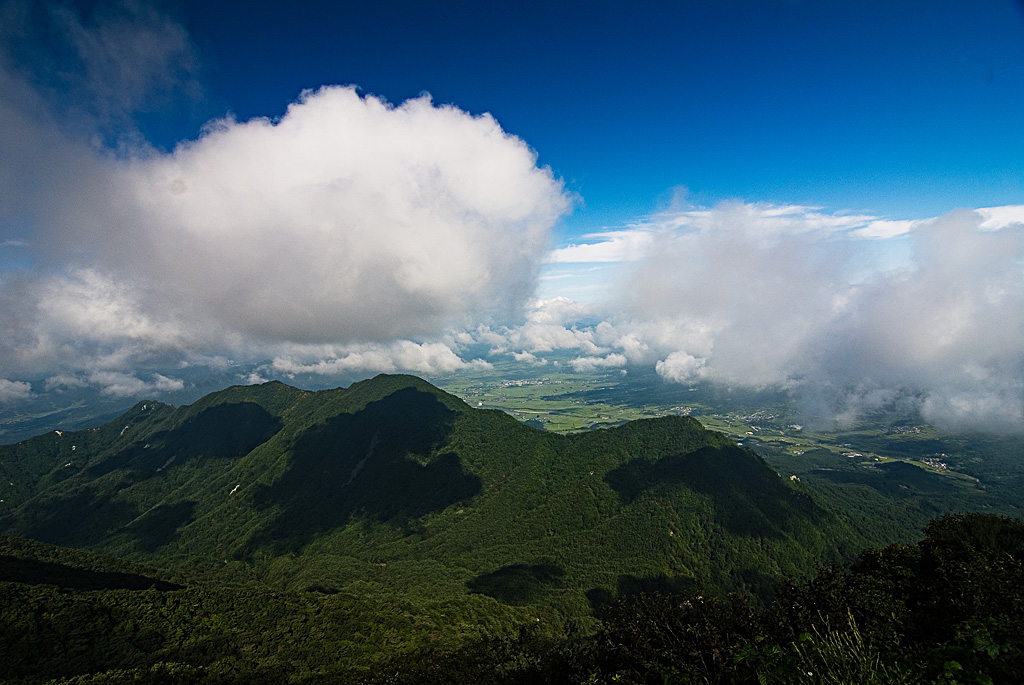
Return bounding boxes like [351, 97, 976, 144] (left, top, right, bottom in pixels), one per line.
[1, 534, 183, 591]
[438, 369, 666, 430]
[0, 375, 879, 621]
[2, 513, 1020, 683]
[0, 571, 444, 684]
[2, 373, 1022, 682]
[354, 513, 1024, 684]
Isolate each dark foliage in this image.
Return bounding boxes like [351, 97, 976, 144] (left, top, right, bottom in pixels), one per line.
[590, 591, 764, 684]
[0, 555, 180, 591]
[1, 512, 1021, 684]
[247, 387, 480, 553]
[124, 501, 197, 552]
[606, 445, 826, 537]
[467, 562, 565, 605]
[586, 573, 698, 618]
[813, 459, 960, 498]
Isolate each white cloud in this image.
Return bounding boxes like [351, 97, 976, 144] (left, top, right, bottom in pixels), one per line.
[36, 269, 186, 346]
[611, 203, 856, 386]
[545, 229, 655, 263]
[569, 353, 627, 372]
[467, 299, 713, 369]
[481, 202, 1024, 431]
[99, 87, 569, 346]
[0, 378, 31, 403]
[0, 3, 570, 382]
[0, 269, 191, 376]
[152, 373, 184, 392]
[608, 203, 1024, 430]
[525, 296, 596, 326]
[1, 72, 569, 377]
[88, 371, 184, 397]
[270, 340, 491, 377]
[849, 218, 920, 240]
[655, 352, 707, 383]
[512, 351, 545, 364]
[634, 203, 895, 240]
[44, 374, 88, 391]
[37, 369, 184, 398]
[507, 322, 603, 355]
[976, 204, 1024, 230]
[89, 372, 150, 397]
[546, 204, 927, 266]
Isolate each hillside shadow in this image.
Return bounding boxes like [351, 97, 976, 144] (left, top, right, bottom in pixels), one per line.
[248, 388, 479, 553]
[585, 568, 781, 617]
[6, 404, 272, 550]
[0, 555, 181, 591]
[13, 489, 140, 548]
[87, 402, 283, 477]
[605, 445, 824, 538]
[813, 460, 959, 497]
[738, 567, 785, 604]
[586, 573, 697, 617]
[126, 501, 197, 552]
[467, 562, 565, 605]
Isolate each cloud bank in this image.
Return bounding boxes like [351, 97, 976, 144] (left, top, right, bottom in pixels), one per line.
[0, 4, 570, 384]
[269, 340, 492, 377]
[624, 204, 1024, 430]
[483, 204, 1024, 431]
[0, 378, 31, 403]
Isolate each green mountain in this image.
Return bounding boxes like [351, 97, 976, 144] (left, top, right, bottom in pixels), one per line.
[0, 374, 872, 617]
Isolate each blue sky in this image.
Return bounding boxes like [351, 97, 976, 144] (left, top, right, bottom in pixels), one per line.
[173, 0, 1024, 225]
[0, 0, 1023, 430]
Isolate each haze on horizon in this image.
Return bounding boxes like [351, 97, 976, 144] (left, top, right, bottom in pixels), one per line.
[0, 0, 1022, 432]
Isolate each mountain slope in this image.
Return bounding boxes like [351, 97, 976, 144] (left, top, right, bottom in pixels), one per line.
[0, 375, 870, 616]
[0, 534, 484, 685]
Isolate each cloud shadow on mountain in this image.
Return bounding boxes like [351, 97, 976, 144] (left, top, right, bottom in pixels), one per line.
[605, 445, 825, 538]
[467, 562, 566, 605]
[126, 500, 197, 553]
[87, 402, 283, 478]
[247, 388, 479, 554]
[585, 573, 697, 618]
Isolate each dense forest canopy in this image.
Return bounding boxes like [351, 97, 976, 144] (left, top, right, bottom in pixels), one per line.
[2, 513, 1022, 683]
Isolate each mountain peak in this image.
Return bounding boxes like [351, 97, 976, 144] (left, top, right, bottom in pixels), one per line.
[339, 373, 470, 412]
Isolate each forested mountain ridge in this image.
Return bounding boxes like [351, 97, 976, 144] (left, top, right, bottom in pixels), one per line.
[0, 375, 872, 616]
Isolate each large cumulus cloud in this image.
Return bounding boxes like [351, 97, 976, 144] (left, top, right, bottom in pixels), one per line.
[0, 4, 571, 386]
[74, 86, 569, 344]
